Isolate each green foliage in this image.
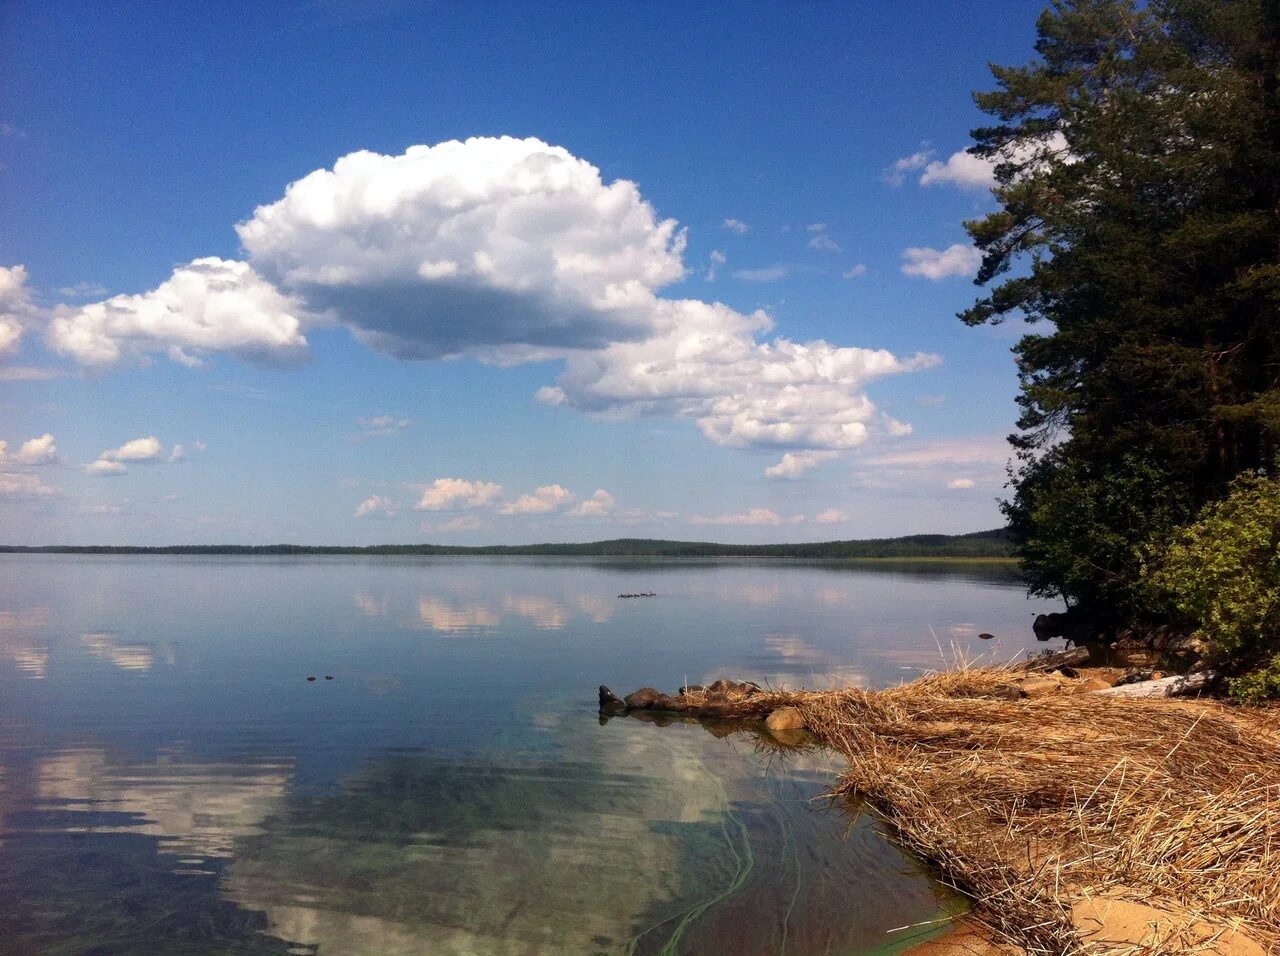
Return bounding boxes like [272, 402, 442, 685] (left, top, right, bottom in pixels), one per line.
[1007, 451, 1190, 615]
[1143, 471, 1280, 699]
[1228, 656, 1280, 705]
[966, 0, 1280, 611]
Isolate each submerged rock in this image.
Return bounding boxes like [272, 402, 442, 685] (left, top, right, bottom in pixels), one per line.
[765, 706, 805, 732]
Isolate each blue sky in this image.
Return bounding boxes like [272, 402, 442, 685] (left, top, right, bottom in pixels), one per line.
[0, 0, 1049, 545]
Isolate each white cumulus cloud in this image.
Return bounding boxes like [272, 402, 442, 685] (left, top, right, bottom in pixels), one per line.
[86, 437, 166, 476]
[919, 150, 995, 189]
[947, 478, 976, 490]
[101, 437, 164, 463]
[44, 137, 941, 464]
[48, 258, 309, 366]
[499, 483, 574, 515]
[354, 494, 396, 518]
[568, 489, 616, 517]
[764, 450, 839, 479]
[815, 508, 848, 524]
[415, 478, 504, 511]
[721, 218, 750, 234]
[543, 298, 939, 451]
[917, 134, 1073, 191]
[85, 459, 126, 476]
[12, 433, 58, 465]
[0, 265, 38, 360]
[237, 137, 685, 361]
[900, 244, 982, 280]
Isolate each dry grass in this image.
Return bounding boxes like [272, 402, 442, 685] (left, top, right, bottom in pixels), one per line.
[746, 668, 1280, 955]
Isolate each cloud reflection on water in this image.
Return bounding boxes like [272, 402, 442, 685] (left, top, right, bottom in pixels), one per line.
[81, 632, 155, 673]
[34, 748, 293, 864]
[0, 607, 51, 678]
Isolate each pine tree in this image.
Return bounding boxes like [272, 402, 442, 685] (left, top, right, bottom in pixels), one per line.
[964, 0, 1280, 615]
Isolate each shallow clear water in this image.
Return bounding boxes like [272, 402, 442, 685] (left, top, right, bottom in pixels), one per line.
[0, 555, 1061, 955]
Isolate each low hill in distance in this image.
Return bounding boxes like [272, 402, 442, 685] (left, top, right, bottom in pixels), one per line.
[0, 529, 1012, 559]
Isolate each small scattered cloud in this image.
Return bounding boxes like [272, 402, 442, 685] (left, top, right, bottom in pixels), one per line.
[916, 135, 1073, 191]
[764, 450, 838, 479]
[705, 249, 726, 282]
[0, 471, 58, 496]
[900, 244, 982, 280]
[947, 478, 976, 490]
[721, 218, 750, 234]
[101, 437, 164, 463]
[354, 494, 396, 518]
[85, 459, 126, 476]
[167, 442, 200, 462]
[842, 264, 867, 279]
[349, 414, 412, 441]
[0, 123, 26, 140]
[568, 489, 615, 517]
[688, 507, 803, 527]
[86, 436, 166, 476]
[420, 514, 485, 534]
[732, 264, 790, 283]
[11, 433, 57, 465]
[919, 149, 995, 190]
[883, 149, 933, 186]
[883, 415, 914, 437]
[499, 483, 574, 515]
[415, 478, 503, 511]
[358, 414, 411, 433]
[814, 508, 848, 524]
[805, 224, 841, 253]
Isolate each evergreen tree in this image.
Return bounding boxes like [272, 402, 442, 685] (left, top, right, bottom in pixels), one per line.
[964, 0, 1280, 616]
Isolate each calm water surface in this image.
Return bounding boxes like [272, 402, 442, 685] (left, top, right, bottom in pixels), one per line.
[0, 555, 1061, 955]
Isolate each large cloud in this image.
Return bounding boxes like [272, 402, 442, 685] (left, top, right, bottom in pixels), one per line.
[236, 136, 685, 360]
[49, 137, 938, 458]
[48, 258, 308, 366]
[539, 298, 938, 450]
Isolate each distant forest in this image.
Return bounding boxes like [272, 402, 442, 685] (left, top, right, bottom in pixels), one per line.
[0, 529, 1012, 559]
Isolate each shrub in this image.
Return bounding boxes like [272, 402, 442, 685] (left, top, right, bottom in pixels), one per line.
[1143, 471, 1280, 702]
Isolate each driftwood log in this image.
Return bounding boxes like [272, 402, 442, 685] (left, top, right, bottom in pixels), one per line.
[1094, 670, 1218, 698]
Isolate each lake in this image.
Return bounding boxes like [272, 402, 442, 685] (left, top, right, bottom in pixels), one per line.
[0, 555, 1061, 955]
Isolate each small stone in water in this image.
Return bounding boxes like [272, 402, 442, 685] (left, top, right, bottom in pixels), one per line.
[324, 675, 334, 680]
[306, 676, 317, 681]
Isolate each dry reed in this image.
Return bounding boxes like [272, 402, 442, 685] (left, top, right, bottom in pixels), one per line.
[746, 668, 1280, 955]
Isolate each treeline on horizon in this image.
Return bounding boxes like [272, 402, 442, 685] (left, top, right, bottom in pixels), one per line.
[0, 529, 1012, 559]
